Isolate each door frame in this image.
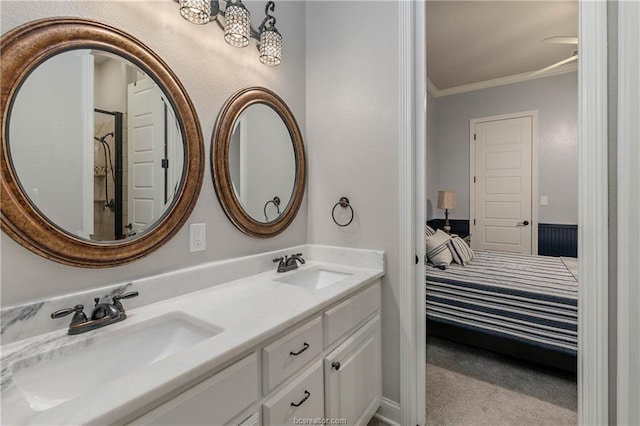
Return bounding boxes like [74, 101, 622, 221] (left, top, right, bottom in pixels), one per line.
[401, 1, 609, 425]
[469, 110, 539, 255]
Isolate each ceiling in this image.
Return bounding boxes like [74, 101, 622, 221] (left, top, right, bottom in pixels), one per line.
[426, 1, 578, 90]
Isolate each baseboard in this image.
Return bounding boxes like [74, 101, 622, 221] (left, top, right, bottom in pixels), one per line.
[374, 397, 401, 426]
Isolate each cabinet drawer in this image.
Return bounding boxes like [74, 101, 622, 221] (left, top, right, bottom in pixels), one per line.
[132, 354, 258, 425]
[263, 362, 324, 426]
[263, 316, 323, 393]
[324, 281, 380, 346]
[238, 412, 260, 426]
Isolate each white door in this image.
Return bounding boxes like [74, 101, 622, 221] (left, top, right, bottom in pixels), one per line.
[127, 77, 165, 234]
[471, 113, 535, 254]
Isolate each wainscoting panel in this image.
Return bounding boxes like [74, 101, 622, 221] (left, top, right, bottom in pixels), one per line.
[427, 219, 469, 237]
[538, 223, 578, 257]
[426, 220, 578, 258]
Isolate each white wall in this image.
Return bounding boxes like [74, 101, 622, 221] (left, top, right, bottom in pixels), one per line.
[9, 50, 91, 237]
[306, 1, 401, 404]
[428, 72, 578, 224]
[0, 0, 308, 306]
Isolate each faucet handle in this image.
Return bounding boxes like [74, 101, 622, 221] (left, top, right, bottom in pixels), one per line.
[51, 304, 88, 326]
[51, 304, 84, 319]
[113, 291, 139, 302]
[273, 257, 284, 263]
[113, 291, 139, 314]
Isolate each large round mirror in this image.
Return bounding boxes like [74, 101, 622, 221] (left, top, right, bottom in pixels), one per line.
[1, 18, 204, 267]
[212, 87, 305, 238]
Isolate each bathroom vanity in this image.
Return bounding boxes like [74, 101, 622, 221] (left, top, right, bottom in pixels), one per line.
[0, 245, 384, 425]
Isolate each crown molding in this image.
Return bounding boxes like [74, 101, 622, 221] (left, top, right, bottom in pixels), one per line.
[428, 62, 577, 98]
[426, 77, 438, 97]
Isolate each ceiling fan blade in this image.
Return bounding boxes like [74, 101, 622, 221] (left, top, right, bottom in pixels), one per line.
[530, 54, 578, 77]
[541, 36, 578, 45]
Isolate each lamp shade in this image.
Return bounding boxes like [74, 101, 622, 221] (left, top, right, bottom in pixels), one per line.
[437, 191, 456, 210]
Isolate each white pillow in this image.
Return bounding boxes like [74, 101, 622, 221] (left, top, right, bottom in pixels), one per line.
[425, 224, 436, 237]
[448, 236, 474, 265]
[426, 229, 453, 267]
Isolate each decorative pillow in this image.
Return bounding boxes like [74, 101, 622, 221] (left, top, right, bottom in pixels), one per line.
[448, 236, 474, 265]
[425, 229, 453, 267]
[425, 224, 436, 237]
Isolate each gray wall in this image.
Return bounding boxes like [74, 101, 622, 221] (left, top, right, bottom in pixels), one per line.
[0, 0, 308, 306]
[428, 72, 578, 225]
[427, 91, 437, 220]
[306, 1, 401, 404]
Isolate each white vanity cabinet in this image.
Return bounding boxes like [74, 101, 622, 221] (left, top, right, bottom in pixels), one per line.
[130, 280, 381, 426]
[324, 317, 381, 425]
[131, 354, 259, 425]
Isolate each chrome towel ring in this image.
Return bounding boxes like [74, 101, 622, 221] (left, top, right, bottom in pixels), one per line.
[332, 197, 354, 227]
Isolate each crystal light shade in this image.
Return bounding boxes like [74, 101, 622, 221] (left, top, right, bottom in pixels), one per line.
[179, 0, 211, 25]
[259, 28, 282, 66]
[224, 2, 251, 48]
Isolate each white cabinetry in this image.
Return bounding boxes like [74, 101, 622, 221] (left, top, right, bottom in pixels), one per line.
[263, 361, 324, 425]
[131, 280, 381, 426]
[132, 354, 258, 425]
[324, 317, 381, 425]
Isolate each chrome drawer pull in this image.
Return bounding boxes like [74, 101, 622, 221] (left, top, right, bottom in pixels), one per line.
[289, 342, 310, 356]
[290, 390, 311, 407]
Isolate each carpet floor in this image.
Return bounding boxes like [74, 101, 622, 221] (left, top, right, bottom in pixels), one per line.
[426, 336, 577, 426]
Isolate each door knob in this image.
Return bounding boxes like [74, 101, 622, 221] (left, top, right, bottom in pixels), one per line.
[517, 220, 530, 226]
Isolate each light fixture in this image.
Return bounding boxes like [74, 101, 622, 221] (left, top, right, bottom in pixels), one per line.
[179, 0, 212, 25]
[224, 0, 250, 47]
[176, 0, 283, 66]
[258, 3, 282, 66]
[437, 191, 456, 234]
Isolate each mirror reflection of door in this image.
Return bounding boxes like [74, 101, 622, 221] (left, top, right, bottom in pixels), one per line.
[8, 49, 185, 242]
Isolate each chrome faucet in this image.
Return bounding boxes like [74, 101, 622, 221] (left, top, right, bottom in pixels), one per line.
[51, 291, 139, 335]
[273, 253, 305, 273]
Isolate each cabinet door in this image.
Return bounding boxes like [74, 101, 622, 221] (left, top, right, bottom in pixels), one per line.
[324, 316, 381, 425]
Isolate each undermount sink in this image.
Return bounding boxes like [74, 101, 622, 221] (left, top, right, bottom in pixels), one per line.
[9, 313, 223, 411]
[276, 267, 353, 290]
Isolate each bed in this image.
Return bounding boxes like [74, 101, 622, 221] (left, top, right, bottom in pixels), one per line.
[426, 250, 578, 373]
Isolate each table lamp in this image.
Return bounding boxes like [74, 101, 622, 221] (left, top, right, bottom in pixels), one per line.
[437, 190, 456, 234]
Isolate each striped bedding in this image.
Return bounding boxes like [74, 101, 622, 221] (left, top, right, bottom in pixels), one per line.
[426, 250, 578, 355]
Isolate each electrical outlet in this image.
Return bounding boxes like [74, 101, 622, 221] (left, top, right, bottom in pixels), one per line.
[189, 223, 206, 252]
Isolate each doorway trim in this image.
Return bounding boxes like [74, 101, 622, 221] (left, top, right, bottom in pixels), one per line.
[578, 1, 609, 424]
[405, 2, 609, 425]
[398, 0, 426, 425]
[469, 110, 539, 255]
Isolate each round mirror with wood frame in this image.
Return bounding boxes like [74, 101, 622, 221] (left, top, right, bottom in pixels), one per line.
[1, 18, 205, 267]
[212, 87, 305, 238]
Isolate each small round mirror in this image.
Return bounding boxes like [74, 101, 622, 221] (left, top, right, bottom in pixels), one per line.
[228, 103, 296, 223]
[212, 87, 305, 238]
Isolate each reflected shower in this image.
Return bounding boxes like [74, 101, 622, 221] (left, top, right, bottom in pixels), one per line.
[94, 132, 116, 211]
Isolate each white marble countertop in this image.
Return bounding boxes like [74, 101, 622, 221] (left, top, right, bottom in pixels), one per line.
[1, 253, 384, 425]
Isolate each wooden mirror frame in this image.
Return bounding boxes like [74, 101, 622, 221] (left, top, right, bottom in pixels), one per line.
[212, 87, 306, 238]
[1, 18, 205, 267]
